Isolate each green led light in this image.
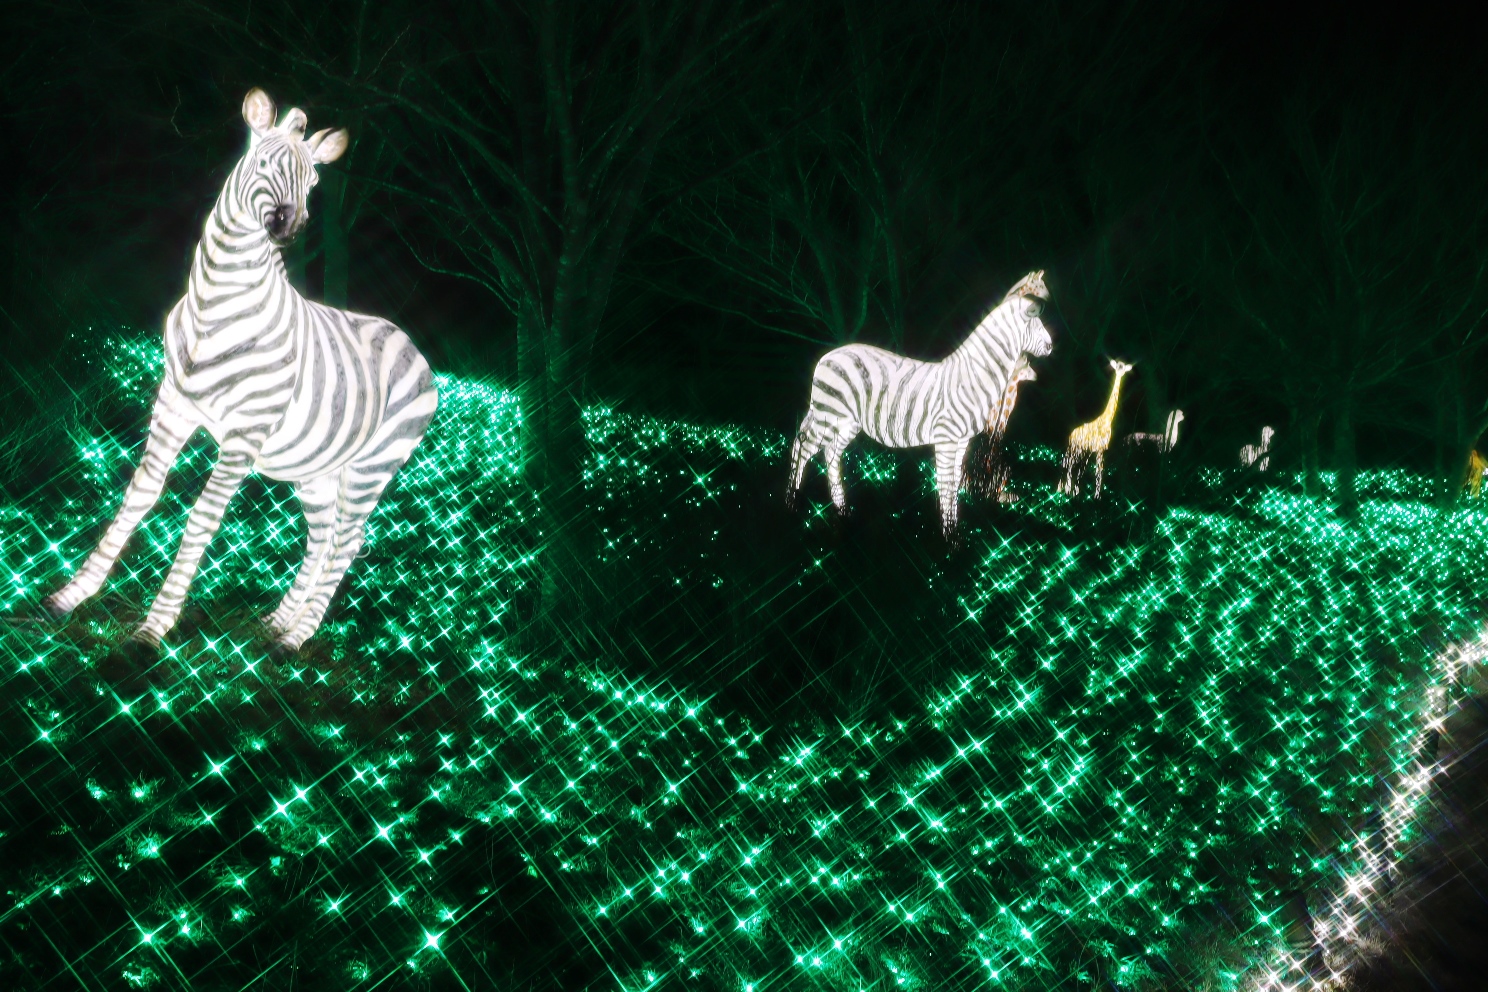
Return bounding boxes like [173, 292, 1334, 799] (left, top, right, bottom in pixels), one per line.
[2, 332, 1485, 989]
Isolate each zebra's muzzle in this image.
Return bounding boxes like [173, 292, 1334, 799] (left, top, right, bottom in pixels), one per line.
[266, 203, 304, 245]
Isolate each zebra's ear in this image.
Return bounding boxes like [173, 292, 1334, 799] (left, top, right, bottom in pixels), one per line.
[243, 89, 276, 137]
[308, 127, 350, 165]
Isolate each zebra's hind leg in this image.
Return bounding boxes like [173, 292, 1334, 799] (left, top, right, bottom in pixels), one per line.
[275, 460, 398, 651]
[44, 384, 197, 616]
[934, 439, 970, 537]
[822, 428, 857, 515]
[134, 437, 261, 646]
[263, 472, 340, 634]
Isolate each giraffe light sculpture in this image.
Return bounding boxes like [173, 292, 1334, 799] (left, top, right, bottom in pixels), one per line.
[972, 360, 1038, 503]
[1058, 358, 1133, 498]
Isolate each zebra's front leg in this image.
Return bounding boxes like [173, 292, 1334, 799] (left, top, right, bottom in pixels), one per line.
[934, 440, 969, 536]
[133, 439, 260, 646]
[263, 472, 340, 634]
[44, 388, 197, 616]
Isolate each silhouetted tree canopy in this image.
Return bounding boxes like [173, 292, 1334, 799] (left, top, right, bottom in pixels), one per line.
[4, 0, 1488, 519]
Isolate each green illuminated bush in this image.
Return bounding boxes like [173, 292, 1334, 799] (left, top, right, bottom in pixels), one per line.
[0, 333, 1480, 990]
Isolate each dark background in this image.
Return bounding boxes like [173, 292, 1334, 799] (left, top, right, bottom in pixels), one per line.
[4, 5, 1488, 989]
[4, 0, 1487, 510]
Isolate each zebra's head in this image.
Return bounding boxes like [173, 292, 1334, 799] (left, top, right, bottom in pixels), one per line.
[240, 88, 348, 246]
[1023, 306, 1053, 359]
[1002, 270, 1053, 359]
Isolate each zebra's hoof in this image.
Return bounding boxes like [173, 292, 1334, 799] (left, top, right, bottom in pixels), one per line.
[40, 596, 70, 619]
[266, 638, 300, 663]
[103, 636, 161, 671]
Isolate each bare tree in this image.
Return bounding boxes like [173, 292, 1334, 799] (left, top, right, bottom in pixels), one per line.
[345, 1, 784, 639]
[648, 3, 1001, 351]
[1210, 91, 1488, 515]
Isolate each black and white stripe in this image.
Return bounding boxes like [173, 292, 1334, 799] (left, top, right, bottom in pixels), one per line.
[44, 89, 438, 652]
[787, 271, 1053, 534]
[1240, 426, 1274, 471]
[1124, 409, 1184, 453]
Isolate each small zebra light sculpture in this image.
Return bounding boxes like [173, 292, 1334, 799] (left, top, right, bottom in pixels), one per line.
[43, 89, 439, 657]
[1058, 359, 1133, 498]
[1240, 426, 1275, 472]
[788, 270, 1054, 535]
[974, 360, 1038, 503]
[1124, 409, 1184, 453]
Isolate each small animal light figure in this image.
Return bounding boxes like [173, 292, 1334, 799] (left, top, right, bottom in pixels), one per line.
[1124, 409, 1184, 453]
[974, 361, 1038, 503]
[1059, 358, 1134, 498]
[1240, 426, 1275, 472]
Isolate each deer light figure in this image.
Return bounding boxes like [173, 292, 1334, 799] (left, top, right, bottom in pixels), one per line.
[1240, 426, 1275, 472]
[1124, 409, 1184, 453]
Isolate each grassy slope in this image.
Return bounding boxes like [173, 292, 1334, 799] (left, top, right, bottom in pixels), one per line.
[0, 333, 1484, 990]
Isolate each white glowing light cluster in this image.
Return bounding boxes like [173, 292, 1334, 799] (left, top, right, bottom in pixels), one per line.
[1253, 628, 1488, 991]
[8, 333, 1488, 989]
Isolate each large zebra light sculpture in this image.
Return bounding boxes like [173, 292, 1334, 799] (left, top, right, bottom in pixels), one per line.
[43, 89, 438, 655]
[787, 271, 1054, 534]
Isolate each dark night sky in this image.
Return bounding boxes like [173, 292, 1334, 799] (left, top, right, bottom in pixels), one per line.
[6, 10, 1488, 983]
[3, 1, 1487, 477]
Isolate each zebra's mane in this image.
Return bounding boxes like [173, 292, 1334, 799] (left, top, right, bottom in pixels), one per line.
[955, 293, 1040, 365]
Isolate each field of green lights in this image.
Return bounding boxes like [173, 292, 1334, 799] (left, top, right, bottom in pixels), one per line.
[1, 332, 1485, 990]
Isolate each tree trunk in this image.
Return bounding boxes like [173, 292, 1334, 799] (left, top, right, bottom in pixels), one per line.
[1139, 363, 1166, 432]
[1297, 408, 1323, 498]
[1333, 393, 1357, 518]
[517, 299, 596, 652]
[1443, 436, 1478, 509]
[1432, 382, 1451, 497]
[1433, 370, 1483, 509]
[516, 299, 550, 485]
[322, 170, 349, 310]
